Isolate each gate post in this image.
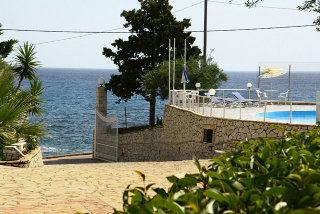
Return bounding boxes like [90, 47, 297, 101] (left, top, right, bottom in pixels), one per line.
[96, 86, 107, 115]
[94, 84, 107, 158]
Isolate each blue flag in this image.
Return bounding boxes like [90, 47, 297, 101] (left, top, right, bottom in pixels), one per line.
[181, 66, 190, 83]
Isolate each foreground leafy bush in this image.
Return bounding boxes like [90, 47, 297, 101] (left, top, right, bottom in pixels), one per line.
[114, 127, 320, 213]
[0, 43, 46, 159]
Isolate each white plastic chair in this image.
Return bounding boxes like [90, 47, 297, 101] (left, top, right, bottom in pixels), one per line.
[278, 90, 289, 103]
[256, 90, 268, 106]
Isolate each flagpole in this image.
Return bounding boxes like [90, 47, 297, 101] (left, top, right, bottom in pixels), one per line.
[168, 39, 171, 104]
[183, 39, 186, 91]
[173, 38, 176, 105]
[173, 38, 176, 91]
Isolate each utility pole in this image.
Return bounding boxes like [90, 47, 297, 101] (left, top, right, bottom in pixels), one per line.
[203, 0, 208, 62]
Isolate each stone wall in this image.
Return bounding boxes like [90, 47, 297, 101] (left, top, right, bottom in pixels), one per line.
[0, 147, 44, 168]
[3, 140, 27, 161]
[118, 129, 218, 162]
[117, 105, 315, 162]
[3, 146, 24, 161]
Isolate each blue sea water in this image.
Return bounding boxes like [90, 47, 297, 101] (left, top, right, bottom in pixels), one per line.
[32, 68, 320, 156]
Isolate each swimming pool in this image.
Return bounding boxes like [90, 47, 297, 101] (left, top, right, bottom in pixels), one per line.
[256, 111, 316, 123]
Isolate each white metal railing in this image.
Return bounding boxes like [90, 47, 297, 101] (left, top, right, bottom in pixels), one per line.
[169, 90, 318, 125]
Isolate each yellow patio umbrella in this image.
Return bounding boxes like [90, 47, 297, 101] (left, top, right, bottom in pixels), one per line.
[259, 67, 287, 79]
[258, 67, 287, 99]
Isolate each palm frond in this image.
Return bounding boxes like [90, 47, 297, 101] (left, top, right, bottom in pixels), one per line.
[13, 42, 41, 92]
[28, 79, 46, 116]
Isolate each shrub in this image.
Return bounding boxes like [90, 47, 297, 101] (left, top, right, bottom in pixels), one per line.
[25, 136, 40, 152]
[114, 126, 320, 213]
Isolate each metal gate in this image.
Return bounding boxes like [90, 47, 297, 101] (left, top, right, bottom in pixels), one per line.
[94, 110, 118, 162]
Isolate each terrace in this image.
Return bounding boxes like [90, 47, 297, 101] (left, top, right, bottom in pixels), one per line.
[169, 89, 318, 125]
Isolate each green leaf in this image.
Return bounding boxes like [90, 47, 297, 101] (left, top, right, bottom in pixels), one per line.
[211, 180, 234, 193]
[167, 175, 178, 183]
[130, 189, 144, 204]
[305, 172, 320, 184]
[153, 188, 168, 199]
[206, 171, 222, 179]
[232, 181, 244, 191]
[222, 211, 235, 214]
[193, 156, 201, 172]
[212, 158, 226, 167]
[261, 145, 270, 162]
[297, 196, 312, 208]
[127, 205, 141, 214]
[177, 175, 198, 187]
[287, 174, 302, 182]
[164, 201, 185, 214]
[146, 183, 155, 191]
[134, 170, 145, 182]
[122, 185, 130, 211]
[227, 193, 239, 209]
[290, 209, 311, 214]
[264, 187, 286, 196]
[204, 189, 229, 204]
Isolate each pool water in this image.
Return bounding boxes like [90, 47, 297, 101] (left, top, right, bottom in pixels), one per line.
[256, 111, 316, 123]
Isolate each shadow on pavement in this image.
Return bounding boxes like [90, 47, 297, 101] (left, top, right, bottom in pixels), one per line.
[43, 155, 108, 165]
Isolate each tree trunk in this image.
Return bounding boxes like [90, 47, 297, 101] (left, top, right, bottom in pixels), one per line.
[149, 95, 156, 126]
[15, 77, 23, 94]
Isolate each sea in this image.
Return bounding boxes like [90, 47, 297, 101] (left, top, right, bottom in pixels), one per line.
[30, 68, 320, 156]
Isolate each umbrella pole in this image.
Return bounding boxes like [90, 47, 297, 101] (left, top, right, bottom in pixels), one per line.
[271, 78, 273, 100]
[288, 64, 291, 101]
[258, 66, 261, 89]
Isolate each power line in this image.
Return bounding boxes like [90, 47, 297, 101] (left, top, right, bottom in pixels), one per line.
[208, 0, 299, 11]
[35, 27, 125, 45]
[191, 24, 317, 32]
[173, 1, 204, 13]
[4, 1, 303, 46]
[2, 24, 316, 35]
[5, 1, 205, 45]
[2, 28, 130, 34]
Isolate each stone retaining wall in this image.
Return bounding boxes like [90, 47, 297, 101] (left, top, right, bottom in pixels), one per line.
[163, 105, 315, 150]
[0, 147, 44, 168]
[117, 105, 315, 162]
[118, 129, 218, 162]
[3, 146, 24, 161]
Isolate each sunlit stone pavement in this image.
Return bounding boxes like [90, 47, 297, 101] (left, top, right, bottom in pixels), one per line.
[0, 156, 210, 214]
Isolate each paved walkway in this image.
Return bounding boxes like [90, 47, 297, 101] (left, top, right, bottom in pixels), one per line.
[0, 156, 210, 214]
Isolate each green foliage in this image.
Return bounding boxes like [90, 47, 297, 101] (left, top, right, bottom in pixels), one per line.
[143, 55, 228, 100]
[0, 49, 46, 158]
[27, 78, 45, 116]
[103, 0, 201, 125]
[0, 23, 18, 59]
[245, 0, 320, 30]
[115, 127, 320, 213]
[14, 42, 41, 92]
[25, 136, 40, 152]
[0, 69, 47, 155]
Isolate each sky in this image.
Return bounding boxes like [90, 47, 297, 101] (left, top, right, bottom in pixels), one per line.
[1, 0, 320, 71]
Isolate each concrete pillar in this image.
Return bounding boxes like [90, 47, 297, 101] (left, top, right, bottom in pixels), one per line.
[95, 86, 107, 115]
[94, 86, 107, 157]
[317, 91, 320, 123]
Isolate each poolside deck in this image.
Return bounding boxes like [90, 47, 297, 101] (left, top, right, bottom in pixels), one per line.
[187, 104, 316, 125]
